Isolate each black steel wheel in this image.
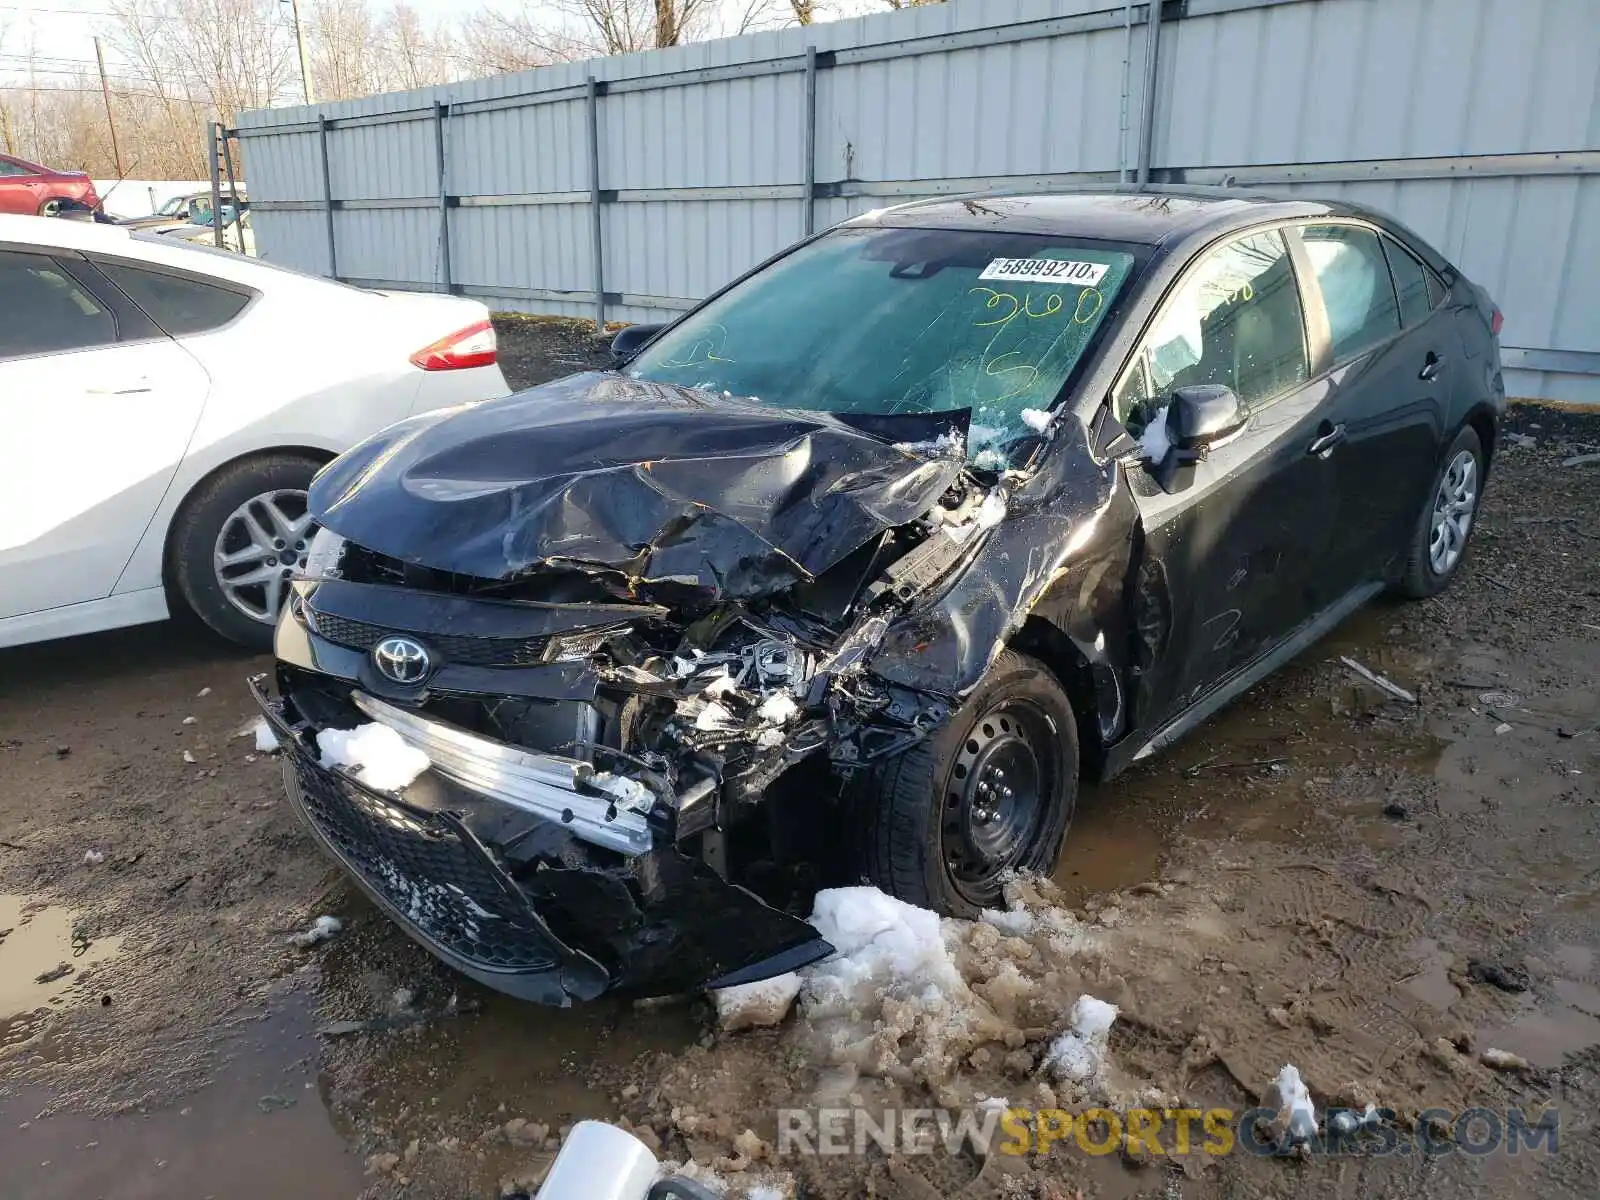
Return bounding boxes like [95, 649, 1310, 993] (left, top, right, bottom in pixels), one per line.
[861, 649, 1079, 918]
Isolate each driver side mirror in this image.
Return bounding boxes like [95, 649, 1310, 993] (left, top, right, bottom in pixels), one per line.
[610, 322, 665, 364]
[1145, 384, 1248, 493]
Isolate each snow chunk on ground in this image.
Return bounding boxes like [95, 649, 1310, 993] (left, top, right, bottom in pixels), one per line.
[317, 723, 429, 791]
[1043, 995, 1119, 1083]
[1020, 408, 1052, 433]
[757, 692, 800, 726]
[1264, 1063, 1317, 1144]
[290, 915, 343, 948]
[1138, 405, 1172, 463]
[252, 718, 281, 753]
[715, 971, 802, 1032]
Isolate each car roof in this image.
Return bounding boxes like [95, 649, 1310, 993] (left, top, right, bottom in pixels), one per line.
[859, 186, 1340, 246]
[0, 212, 297, 289]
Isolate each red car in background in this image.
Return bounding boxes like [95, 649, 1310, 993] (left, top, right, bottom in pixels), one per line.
[0, 153, 100, 216]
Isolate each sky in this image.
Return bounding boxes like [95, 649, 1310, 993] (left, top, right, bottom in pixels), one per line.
[0, 0, 887, 95]
[0, 0, 518, 90]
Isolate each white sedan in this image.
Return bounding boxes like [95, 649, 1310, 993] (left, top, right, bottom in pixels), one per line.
[0, 214, 510, 650]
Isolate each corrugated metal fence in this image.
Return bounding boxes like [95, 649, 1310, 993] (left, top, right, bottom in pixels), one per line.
[233, 0, 1600, 404]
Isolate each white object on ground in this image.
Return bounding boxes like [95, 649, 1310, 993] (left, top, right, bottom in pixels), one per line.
[1019, 408, 1052, 433]
[316, 723, 429, 791]
[1562, 452, 1600, 468]
[181, 715, 197, 726]
[1042, 995, 1119, 1082]
[289, 915, 343, 949]
[535, 1120, 659, 1200]
[805, 887, 964, 1008]
[83, 849, 104, 866]
[1495, 722, 1513, 735]
[1269, 1064, 1317, 1143]
[757, 693, 800, 726]
[714, 971, 803, 1032]
[1138, 405, 1173, 463]
[181, 750, 196, 764]
[1339, 656, 1417, 704]
[196, 687, 212, 697]
[252, 718, 281, 753]
[1481, 1047, 1529, 1070]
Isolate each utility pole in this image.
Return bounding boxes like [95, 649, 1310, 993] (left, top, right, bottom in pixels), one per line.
[287, 0, 315, 105]
[93, 37, 124, 179]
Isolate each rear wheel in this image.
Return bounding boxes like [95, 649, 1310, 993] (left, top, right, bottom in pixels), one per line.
[169, 454, 323, 649]
[859, 650, 1078, 918]
[1395, 426, 1484, 599]
[38, 197, 62, 217]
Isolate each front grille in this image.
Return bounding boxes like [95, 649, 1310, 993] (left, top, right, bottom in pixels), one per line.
[309, 608, 549, 668]
[282, 746, 559, 971]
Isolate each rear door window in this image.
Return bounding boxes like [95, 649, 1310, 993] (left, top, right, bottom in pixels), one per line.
[95, 261, 253, 336]
[0, 250, 118, 359]
[1300, 224, 1401, 362]
[1383, 238, 1438, 328]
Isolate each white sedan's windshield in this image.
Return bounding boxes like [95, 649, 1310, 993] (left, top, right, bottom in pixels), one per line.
[628, 226, 1138, 465]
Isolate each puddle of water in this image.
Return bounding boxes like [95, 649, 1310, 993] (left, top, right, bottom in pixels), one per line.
[0, 989, 364, 1200]
[0, 894, 124, 1051]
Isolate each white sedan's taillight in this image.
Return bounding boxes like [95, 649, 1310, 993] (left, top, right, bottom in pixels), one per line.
[410, 319, 497, 371]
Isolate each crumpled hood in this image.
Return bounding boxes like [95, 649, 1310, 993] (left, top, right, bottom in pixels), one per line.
[310, 372, 968, 600]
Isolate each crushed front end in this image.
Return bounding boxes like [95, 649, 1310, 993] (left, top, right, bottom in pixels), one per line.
[255, 375, 1021, 1004]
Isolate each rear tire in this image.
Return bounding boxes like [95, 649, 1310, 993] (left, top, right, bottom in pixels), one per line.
[169, 454, 324, 650]
[38, 198, 62, 217]
[859, 650, 1078, 919]
[1394, 426, 1484, 599]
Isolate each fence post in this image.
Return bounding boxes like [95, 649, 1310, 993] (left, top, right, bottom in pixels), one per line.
[318, 115, 338, 279]
[802, 46, 818, 236]
[585, 75, 606, 331]
[1134, 0, 1164, 187]
[208, 121, 224, 249]
[434, 101, 452, 293]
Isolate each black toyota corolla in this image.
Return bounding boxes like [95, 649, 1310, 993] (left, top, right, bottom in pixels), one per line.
[253, 187, 1505, 1005]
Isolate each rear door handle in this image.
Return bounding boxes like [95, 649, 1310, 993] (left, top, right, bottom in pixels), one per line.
[1419, 351, 1441, 381]
[1307, 422, 1346, 458]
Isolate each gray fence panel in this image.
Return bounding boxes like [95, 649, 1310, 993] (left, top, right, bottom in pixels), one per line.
[235, 0, 1600, 402]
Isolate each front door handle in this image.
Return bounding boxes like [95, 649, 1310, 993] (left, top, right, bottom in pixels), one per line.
[1307, 422, 1346, 458]
[1419, 351, 1441, 381]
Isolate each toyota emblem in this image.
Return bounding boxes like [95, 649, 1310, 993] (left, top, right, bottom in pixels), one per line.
[372, 636, 432, 685]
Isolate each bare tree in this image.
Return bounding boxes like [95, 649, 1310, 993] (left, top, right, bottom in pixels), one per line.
[789, 0, 815, 23]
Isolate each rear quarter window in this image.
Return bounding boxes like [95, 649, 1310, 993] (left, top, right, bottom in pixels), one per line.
[95, 261, 253, 336]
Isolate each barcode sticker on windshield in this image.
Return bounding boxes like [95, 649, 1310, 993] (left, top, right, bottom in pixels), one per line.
[979, 258, 1108, 287]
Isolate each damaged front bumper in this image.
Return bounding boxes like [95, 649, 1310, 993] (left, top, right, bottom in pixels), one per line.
[251, 674, 833, 1006]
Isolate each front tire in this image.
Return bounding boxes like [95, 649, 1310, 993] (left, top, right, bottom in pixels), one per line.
[859, 650, 1078, 918]
[1394, 425, 1484, 599]
[169, 454, 323, 649]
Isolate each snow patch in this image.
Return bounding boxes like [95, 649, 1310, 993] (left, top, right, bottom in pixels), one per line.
[316, 723, 430, 791]
[1042, 995, 1119, 1084]
[1265, 1063, 1317, 1144]
[894, 428, 966, 459]
[715, 971, 802, 1032]
[252, 718, 281, 753]
[1138, 405, 1173, 464]
[974, 491, 1008, 529]
[971, 448, 1007, 471]
[1019, 408, 1052, 433]
[290, 915, 343, 949]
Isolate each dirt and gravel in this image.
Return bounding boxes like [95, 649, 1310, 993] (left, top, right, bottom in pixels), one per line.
[1, 317, 1596, 1200]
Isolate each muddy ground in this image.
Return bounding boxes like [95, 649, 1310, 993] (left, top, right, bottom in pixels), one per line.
[1, 317, 1597, 1199]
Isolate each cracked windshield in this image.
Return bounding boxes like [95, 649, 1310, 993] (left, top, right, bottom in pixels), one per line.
[627, 226, 1137, 466]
